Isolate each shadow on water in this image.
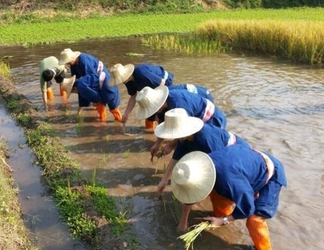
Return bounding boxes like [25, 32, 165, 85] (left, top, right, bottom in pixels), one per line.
[0, 96, 88, 250]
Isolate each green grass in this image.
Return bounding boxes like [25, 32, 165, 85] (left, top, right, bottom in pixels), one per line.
[1, 8, 324, 46]
[0, 61, 10, 78]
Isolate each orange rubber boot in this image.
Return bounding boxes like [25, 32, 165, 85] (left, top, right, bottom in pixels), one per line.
[110, 108, 122, 122]
[209, 190, 235, 217]
[96, 103, 107, 121]
[246, 215, 272, 250]
[60, 84, 67, 97]
[145, 119, 155, 129]
[47, 88, 54, 100]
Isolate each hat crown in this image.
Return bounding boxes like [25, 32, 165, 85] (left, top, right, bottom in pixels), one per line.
[110, 63, 127, 78]
[135, 85, 169, 119]
[171, 151, 216, 204]
[59, 48, 80, 64]
[154, 108, 204, 139]
[173, 162, 199, 186]
[164, 108, 189, 132]
[108, 63, 134, 86]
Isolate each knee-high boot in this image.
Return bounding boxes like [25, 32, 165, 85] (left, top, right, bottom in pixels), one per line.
[47, 88, 54, 100]
[110, 107, 122, 122]
[60, 84, 67, 96]
[246, 215, 272, 250]
[96, 103, 107, 121]
[209, 190, 235, 217]
[145, 119, 155, 129]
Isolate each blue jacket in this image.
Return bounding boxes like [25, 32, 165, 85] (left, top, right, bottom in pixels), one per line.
[125, 64, 174, 96]
[209, 145, 287, 219]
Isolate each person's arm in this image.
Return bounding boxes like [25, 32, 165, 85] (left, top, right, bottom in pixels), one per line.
[77, 107, 83, 115]
[157, 158, 178, 194]
[162, 139, 178, 155]
[178, 204, 193, 232]
[122, 94, 137, 122]
[42, 91, 48, 111]
[203, 214, 235, 228]
[150, 137, 164, 158]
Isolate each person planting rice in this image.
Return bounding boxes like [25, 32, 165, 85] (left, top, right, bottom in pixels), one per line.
[171, 146, 287, 250]
[108, 63, 174, 129]
[152, 108, 250, 228]
[39, 56, 67, 111]
[134, 86, 227, 159]
[59, 48, 122, 122]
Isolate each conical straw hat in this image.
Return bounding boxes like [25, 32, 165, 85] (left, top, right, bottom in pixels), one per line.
[135, 85, 169, 119]
[154, 108, 204, 139]
[108, 63, 134, 86]
[171, 151, 216, 204]
[61, 75, 76, 98]
[59, 48, 81, 65]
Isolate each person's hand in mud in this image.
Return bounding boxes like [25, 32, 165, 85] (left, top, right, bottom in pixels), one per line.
[150, 138, 164, 161]
[121, 113, 128, 123]
[77, 107, 83, 116]
[157, 179, 168, 195]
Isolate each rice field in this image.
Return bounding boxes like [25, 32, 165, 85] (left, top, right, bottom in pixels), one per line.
[1, 7, 324, 64]
[0, 8, 324, 46]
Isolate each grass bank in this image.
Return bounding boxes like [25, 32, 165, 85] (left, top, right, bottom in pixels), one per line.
[0, 62, 136, 249]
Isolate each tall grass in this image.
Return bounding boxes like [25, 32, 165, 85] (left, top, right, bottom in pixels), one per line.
[195, 19, 324, 64]
[143, 18, 324, 64]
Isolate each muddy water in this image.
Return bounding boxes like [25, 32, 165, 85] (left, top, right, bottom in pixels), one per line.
[1, 38, 324, 250]
[0, 96, 87, 250]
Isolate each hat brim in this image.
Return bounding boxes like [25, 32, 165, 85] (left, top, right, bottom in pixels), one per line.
[108, 64, 135, 86]
[135, 86, 169, 120]
[61, 75, 76, 98]
[154, 117, 204, 139]
[58, 51, 81, 65]
[171, 151, 216, 204]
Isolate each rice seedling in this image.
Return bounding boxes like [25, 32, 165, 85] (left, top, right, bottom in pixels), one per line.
[124, 149, 130, 158]
[178, 221, 211, 250]
[0, 61, 10, 78]
[126, 52, 145, 57]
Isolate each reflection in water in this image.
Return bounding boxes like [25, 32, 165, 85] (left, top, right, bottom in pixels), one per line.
[0, 38, 324, 249]
[0, 97, 87, 250]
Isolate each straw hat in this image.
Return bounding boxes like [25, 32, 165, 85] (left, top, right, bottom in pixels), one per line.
[61, 75, 76, 97]
[108, 63, 134, 86]
[154, 108, 204, 139]
[135, 86, 169, 119]
[59, 48, 81, 65]
[171, 151, 216, 204]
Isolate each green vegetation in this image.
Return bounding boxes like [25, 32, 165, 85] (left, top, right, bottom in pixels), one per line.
[0, 75, 132, 248]
[2, 8, 324, 47]
[0, 61, 10, 78]
[144, 18, 324, 64]
[0, 140, 37, 250]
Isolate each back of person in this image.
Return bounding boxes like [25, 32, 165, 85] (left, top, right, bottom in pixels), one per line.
[168, 83, 214, 103]
[71, 53, 107, 78]
[125, 63, 174, 95]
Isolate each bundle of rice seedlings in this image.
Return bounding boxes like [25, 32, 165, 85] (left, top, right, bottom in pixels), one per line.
[178, 221, 211, 250]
